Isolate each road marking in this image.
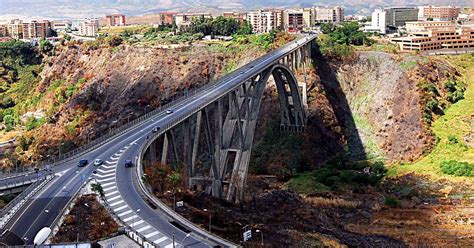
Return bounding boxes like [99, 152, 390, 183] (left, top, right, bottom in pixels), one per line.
[107, 195, 121, 202]
[123, 215, 139, 222]
[105, 160, 116, 165]
[110, 157, 120, 161]
[98, 177, 114, 183]
[144, 231, 160, 238]
[113, 205, 128, 212]
[94, 173, 114, 178]
[137, 225, 152, 232]
[133, 220, 145, 226]
[101, 182, 115, 187]
[102, 164, 115, 169]
[110, 200, 125, 207]
[103, 186, 117, 193]
[154, 236, 168, 244]
[97, 168, 114, 174]
[117, 209, 133, 217]
[164, 243, 174, 248]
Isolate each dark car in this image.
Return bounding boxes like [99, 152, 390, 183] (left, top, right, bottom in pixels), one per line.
[152, 126, 161, 133]
[78, 159, 88, 167]
[124, 160, 133, 168]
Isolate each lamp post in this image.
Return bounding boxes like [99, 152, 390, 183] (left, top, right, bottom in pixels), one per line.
[145, 105, 151, 115]
[58, 142, 64, 158]
[133, 208, 141, 229]
[203, 209, 211, 233]
[182, 233, 191, 243]
[256, 229, 263, 246]
[167, 190, 176, 211]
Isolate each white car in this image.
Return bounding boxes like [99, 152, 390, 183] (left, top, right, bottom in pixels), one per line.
[94, 159, 103, 166]
[166, 109, 173, 114]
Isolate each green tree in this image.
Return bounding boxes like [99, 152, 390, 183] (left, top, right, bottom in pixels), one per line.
[91, 183, 104, 197]
[39, 39, 53, 54]
[320, 23, 335, 34]
[237, 20, 252, 35]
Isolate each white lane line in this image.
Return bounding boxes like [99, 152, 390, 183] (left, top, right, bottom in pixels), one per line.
[109, 200, 125, 207]
[164, 243, 174, 248]
[110, 157, 120, 161]
[144, 231, 160, 238]
[94, 173, 114, 178]
[133, 220, 145, 226]
[97, 177, 114, 183]
[137, 225, 152, 233]
[97, 168, 115, 174]
[123, 215, 139, 222]
[102, 164, 115, 169]
[113, 205, 128, 212]
[101, 182, 115, 187]
[106, 160, 116, 165]
[103, 186, 117, 193]
[154, 237, 168, 244]
[107, 195, 121, 202]
[117, 209, 133, 217]
[119, 148, 127, 153]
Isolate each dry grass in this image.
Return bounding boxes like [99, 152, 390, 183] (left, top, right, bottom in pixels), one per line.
[304, 196, 360, 209]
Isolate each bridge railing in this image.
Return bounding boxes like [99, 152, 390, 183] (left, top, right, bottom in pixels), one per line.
[0, 172, 55, 228]
[0, 35, 316, 184]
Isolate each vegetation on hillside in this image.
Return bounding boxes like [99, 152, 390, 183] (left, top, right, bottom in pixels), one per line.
[318, 22, 374, 58]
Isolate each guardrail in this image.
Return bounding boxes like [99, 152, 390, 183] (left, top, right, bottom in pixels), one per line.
[0, 172, 55, 229]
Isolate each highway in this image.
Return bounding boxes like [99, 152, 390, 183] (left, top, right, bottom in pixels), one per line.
[2, 34, 316, 247]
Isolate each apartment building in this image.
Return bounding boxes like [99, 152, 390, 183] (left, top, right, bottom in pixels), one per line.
[246, 9, 283, 33]
[51, 21, 71, 33]
[405, 21, 454, 33]
[223, 12, 247, 22]
[0, 21, 8, 37]
[8, 19, 23, 39]
[391, 21, 474, 51]
[175, 13, 212, 29]
[385, 7, 419, 27]
[22, 20, 51, 39]
[314, 6, 344, 24]
[300, 8, 314, 28]
[158, 12, 177, 25]
[106, 14, 126, 26]
[419, 6, 460, 21]
[79, 18, 99, 37]
[283, 10, 304, 33]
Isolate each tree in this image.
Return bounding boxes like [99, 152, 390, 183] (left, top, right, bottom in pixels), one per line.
[107, 36, 123, 47]
[91, 183, 104, 198]
[237, 20, 252, 35]
[39, 39, 53, 54]
[320, 23, 335, 34]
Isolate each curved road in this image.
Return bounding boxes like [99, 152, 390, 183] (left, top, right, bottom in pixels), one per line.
[3, 35, 316, 247]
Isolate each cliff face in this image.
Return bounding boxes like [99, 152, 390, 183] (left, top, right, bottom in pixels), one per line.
[313, 51, 459, 163]
[0, 42, 265, 164]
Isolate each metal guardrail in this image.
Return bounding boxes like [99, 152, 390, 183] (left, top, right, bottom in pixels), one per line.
[0, 173, 55, 229]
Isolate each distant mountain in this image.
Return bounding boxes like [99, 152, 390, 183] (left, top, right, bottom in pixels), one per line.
[0, 0, 471, 19]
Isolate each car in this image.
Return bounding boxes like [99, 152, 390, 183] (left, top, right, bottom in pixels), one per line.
[152, 126, 161, 133]
[93, 159, 103, 166]
[239, 71, 245, 74]
[124, 160, 133, 168]
[78, 159, 88, 167]
[249, 65, 254, 69]
[166, 109, 173, 114]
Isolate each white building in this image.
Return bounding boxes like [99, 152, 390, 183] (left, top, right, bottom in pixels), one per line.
[364, 9, 387, 34]
[314, 6, 344, 24]
[79, 18, 99, 37]
[246, 9, 283, 33]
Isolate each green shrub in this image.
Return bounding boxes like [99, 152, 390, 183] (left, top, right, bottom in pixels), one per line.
[440, 160, 474, 177]
[384, 195, 400, 208]
[447, 135, 458, 144]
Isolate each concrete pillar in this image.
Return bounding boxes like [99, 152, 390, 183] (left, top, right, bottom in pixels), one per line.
[161, 134, 168, 165]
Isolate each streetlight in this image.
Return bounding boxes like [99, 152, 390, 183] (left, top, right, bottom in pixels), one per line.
[255, 229, 263, 246]
[203, 209, 211, 233]
[182, 233, 191, 243]
[144, 105, 151, 115]
[58, 142, 65, 158]
[172, 232, 175, 248]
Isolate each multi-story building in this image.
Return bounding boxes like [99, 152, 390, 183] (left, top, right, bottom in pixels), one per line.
[419, 6, 460, 21]
[223, 12, 247, 22]
[314, 6, 344, 24]
[405, 21, 454, 33]
[175, 13, 212, 29]
[22, 20, 51, 39]
[300, 8, 314, 28]
[385, 7, 419, 27]
[106, 14, 126, 26]
[246, 9, 283, 33]
[391, 21, 474, 51]
[283, 10, 304, 33]
[0, 21, 8, 37]
[79, 18, 99, 37]
[158, 12, 177, 25]
[51, 21, 71, 33]
[8, 19, 23, 39]
[364, 9, 388, 34]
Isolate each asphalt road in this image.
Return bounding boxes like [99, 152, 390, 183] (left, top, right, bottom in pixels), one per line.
[2, 34, 316, 246]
